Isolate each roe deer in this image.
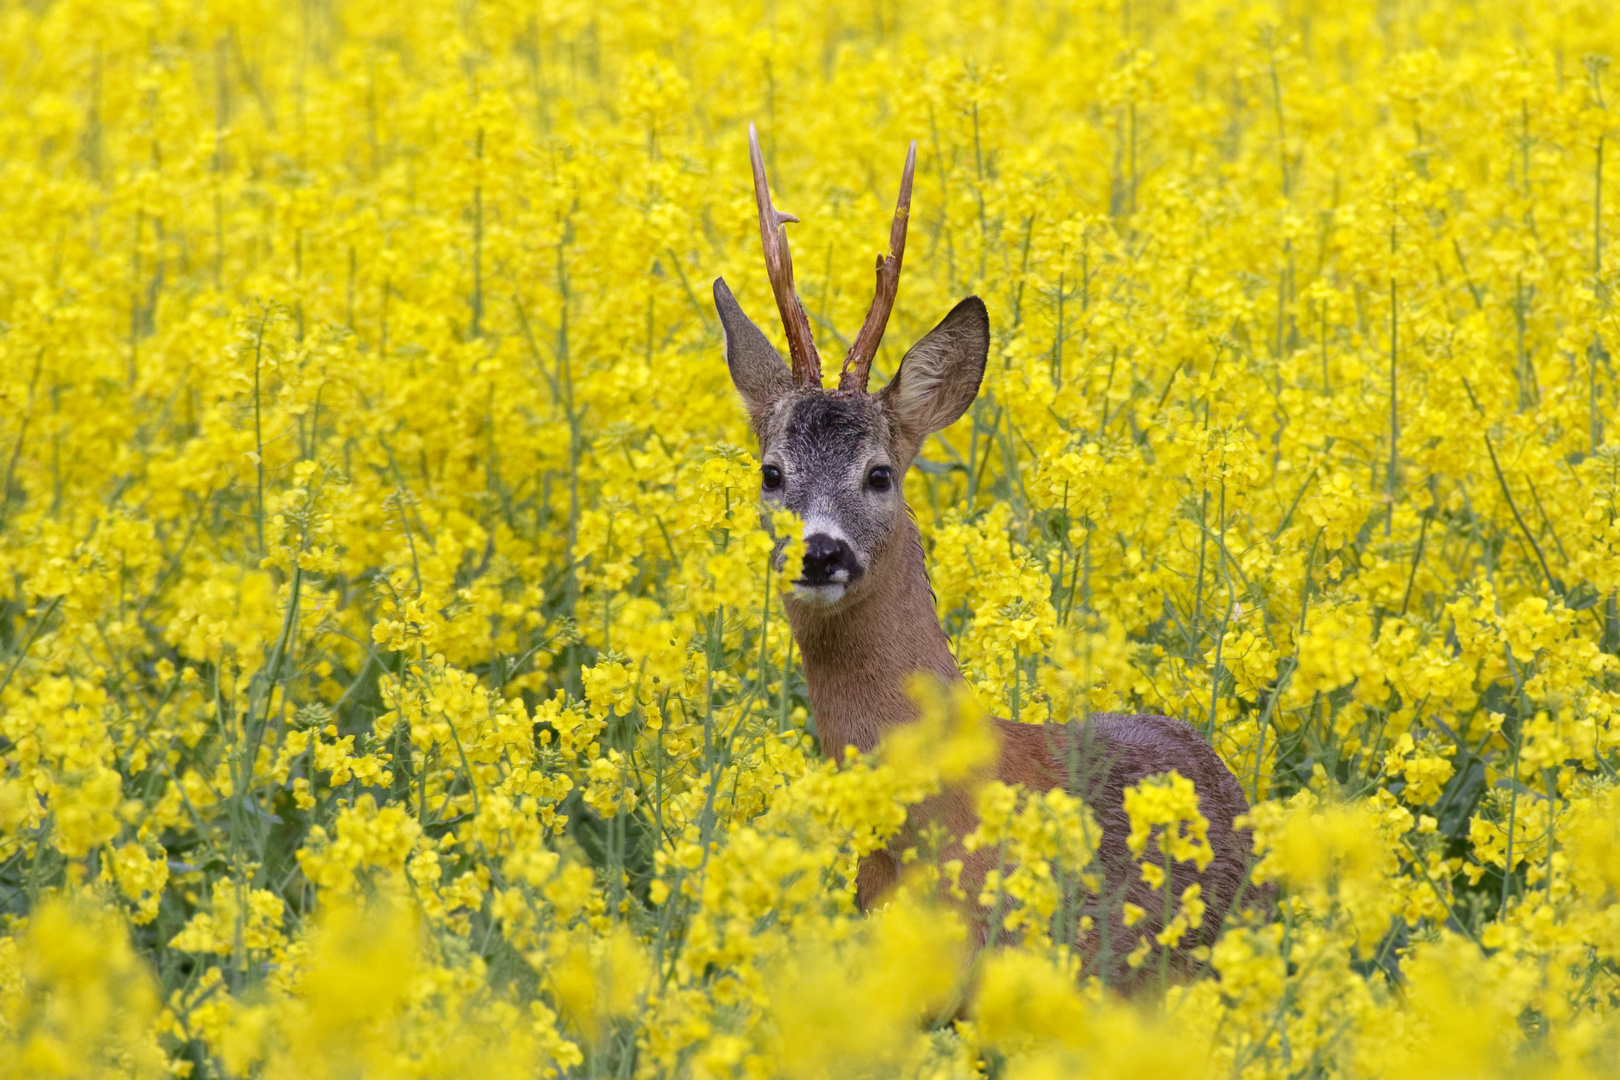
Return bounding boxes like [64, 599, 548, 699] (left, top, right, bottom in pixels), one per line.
[713, 126, 1267, 989]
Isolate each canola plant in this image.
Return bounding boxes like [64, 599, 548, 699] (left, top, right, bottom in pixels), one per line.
[1, 0, 1619, 1076]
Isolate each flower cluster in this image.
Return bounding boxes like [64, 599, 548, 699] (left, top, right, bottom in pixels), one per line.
[2, 0, 1620, 1077]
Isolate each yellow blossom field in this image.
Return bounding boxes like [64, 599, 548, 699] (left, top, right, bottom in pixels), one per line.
[3, 0, 1620, 1075]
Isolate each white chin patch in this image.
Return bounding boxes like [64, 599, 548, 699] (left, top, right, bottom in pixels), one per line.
[793, 582, 846, 606]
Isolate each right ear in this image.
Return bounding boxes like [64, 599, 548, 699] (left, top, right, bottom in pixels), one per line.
[714, 278, 793, 423]
[878, 296, 989, 457]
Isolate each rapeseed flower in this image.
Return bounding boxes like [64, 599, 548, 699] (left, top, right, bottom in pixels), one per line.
[1, 0, 1619, 1075]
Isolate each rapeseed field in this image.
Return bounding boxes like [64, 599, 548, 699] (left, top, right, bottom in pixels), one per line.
[2, 0, 1619, 1076]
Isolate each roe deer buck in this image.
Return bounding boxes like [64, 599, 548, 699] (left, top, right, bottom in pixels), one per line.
[713, 126, 1266, 988]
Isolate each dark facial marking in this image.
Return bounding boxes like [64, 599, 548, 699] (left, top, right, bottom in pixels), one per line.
[778, 394, 893, 472]
[784, 394, 885, 442]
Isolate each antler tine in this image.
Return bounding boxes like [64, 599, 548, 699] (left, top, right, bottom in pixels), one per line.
[749, 123, 821, 389]
[839, 139, 917, 393]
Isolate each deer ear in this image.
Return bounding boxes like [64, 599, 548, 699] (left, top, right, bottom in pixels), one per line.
[879, 297, 989, 451]
[715, 278, 793, 420]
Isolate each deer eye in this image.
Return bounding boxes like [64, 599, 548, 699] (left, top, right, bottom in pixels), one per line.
[761, 464, 783, 491]
[868, 466, 893, 492]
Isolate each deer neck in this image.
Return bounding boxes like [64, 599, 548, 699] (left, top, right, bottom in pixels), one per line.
[785, 511, 962, 757]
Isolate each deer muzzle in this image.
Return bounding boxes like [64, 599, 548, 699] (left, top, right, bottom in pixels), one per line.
[795, 532, 863, 601]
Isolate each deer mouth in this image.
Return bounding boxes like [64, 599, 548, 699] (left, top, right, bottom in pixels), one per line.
[791, 581, 847, 606]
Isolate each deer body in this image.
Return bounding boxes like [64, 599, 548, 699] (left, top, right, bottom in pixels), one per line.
[784, 488, 1257, 987]
[716, 126, 1264, 987]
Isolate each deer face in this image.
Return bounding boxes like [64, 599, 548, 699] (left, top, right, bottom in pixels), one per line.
[756, 391, 896, 605]
[716, 285, 989, 609]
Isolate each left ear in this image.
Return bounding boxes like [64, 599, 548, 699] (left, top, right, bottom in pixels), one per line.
[714, 277, 794, 427]
[878, 296, 989, 457]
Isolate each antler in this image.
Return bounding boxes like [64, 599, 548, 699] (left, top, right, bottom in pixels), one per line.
[749, 123, 822, 389]
[838, 139, 917, 393]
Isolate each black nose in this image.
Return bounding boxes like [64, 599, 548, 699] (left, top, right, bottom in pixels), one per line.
[800, 533, 858, 585]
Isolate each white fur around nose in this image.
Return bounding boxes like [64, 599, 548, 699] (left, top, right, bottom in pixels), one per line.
[792, 582, 846, 605]
[801, 513, 850, 544]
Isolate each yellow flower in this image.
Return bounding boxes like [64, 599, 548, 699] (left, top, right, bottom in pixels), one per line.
[2, 3, 1619, 1076]
[548, 924, 651, 1044]
[1122, 770, 1213, 871]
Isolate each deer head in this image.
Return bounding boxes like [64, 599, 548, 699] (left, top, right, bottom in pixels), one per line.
[713, 125, 990, 611]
